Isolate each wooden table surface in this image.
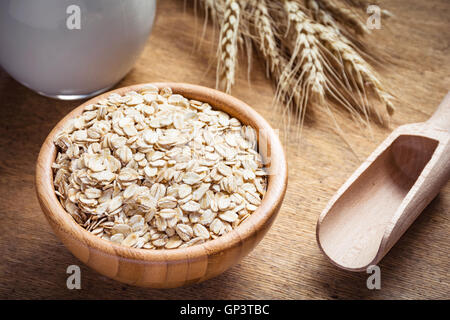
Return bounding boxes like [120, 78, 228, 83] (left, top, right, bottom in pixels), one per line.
[0, 0, 449, 299]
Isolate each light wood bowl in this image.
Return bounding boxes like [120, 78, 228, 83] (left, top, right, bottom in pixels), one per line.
[35, 83, 288, 288]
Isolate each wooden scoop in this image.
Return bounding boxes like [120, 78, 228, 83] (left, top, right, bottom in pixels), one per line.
[317, 92, 450, 271]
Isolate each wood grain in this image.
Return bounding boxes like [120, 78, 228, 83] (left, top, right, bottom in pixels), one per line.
[0, 0, 449, 299]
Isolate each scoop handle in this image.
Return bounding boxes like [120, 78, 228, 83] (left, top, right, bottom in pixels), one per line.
[381, 138, 450, 262]
[427, 92, 450, 130]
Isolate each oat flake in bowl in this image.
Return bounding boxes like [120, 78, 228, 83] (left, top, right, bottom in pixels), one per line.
[52, 85, 267, 250]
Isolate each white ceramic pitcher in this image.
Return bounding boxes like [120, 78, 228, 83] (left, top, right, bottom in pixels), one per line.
[0, 0, 156, 100]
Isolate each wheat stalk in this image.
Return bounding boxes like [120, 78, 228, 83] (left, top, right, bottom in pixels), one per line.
[217, 0, 240, 93]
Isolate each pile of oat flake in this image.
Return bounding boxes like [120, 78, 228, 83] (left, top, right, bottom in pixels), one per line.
[52, 85, 267, 250]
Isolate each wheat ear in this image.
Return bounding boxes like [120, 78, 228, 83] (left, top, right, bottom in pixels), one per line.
[283, 1, 367, 144]
[285, 0, 390, 127]
[253, 1, 292, 92]
[217, 0, 240, 93]
[254, 0, 281, 76]
[316, 23, 394, 121]
[318, 0, 368, 34]
[253, 1, 302, 127]
[284, 1, 326, 108]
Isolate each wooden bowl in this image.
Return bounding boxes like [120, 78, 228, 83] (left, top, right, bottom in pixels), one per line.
[35, 83, 288, 288]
